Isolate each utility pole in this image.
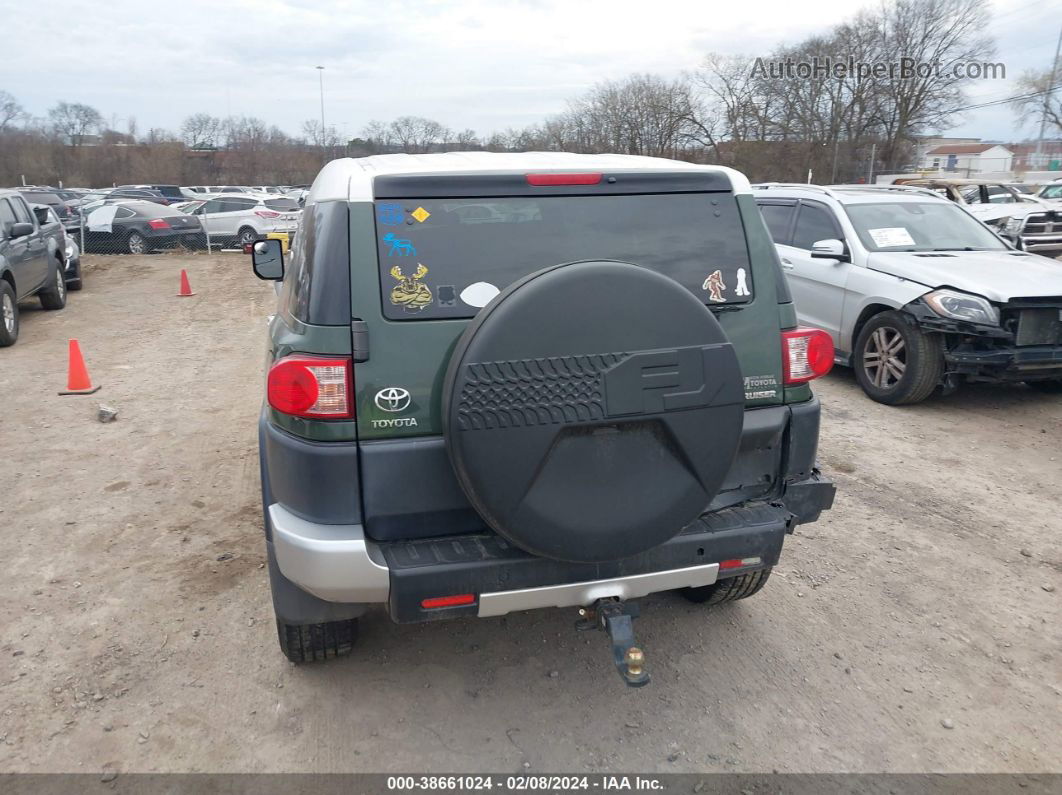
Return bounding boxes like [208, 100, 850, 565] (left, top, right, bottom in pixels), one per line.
[867, 142, 876, 184]
[1034, 25, 1062, 169]
[316, 66, 326, 154]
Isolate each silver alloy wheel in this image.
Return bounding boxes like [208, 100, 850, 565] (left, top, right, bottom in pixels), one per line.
[239, 229, 256, 245]
[56, 267, 65, 300]
[128, 233, 146, 254]
[863, 326, 906, 389]
[2, 293, 14, 333]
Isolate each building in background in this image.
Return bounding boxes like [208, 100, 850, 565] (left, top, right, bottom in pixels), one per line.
[918, 143, 1013, 175]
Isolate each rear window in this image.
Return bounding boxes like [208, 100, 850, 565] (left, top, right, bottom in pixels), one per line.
[22, 191, 61, 205]
[374, 193, 752, 320]
[264, 198, 299, 211]
[154, 185, 184, 198]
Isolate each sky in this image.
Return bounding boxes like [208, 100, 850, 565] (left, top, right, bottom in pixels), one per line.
[3, 0, 1060, 144]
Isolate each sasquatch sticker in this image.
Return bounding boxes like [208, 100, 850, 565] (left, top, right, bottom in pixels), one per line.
[390, 263, 433, 312]
[703, 270, 726, 303]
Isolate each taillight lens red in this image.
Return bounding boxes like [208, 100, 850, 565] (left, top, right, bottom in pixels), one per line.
[525, 173, 603, 186]
[782, 328, 834, 385]
[267, 356, 353, 419]
[254, 209, 281, 218]
[147, 219, 171, 230]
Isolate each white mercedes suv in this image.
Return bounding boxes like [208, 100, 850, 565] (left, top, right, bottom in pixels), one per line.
[753, 183, 1062, 404]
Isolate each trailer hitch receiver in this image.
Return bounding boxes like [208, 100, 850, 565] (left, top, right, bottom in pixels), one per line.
[576, 598, 650, 687]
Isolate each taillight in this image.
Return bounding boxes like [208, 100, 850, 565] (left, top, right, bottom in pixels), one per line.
[147, 219, 171, 230]
[782, 328, 834, 384]
[267, 355, 353, 419]
[525, 173, 603, 186]
[254, 209, 281, 218]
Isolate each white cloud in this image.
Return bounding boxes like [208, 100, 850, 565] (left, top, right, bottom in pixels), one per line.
[4, 0, 1054, 141]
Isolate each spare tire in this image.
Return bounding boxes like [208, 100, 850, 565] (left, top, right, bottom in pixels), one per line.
[443, 260, 745, 563]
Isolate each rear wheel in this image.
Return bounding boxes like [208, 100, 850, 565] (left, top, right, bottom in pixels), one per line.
[854, 310, 943, 405]
[38, 260, 67, 310]
[238, 227, 258, 247]
[681, 568, 772, 605]
[276, 618, 359, 663]
[127, 231, 148, 255]
[1026, 379, 1062, 394]
[0, 281, 19, 347]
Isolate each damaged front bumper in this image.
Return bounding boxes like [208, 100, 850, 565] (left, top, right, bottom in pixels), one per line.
[907, 300, 1062, 383]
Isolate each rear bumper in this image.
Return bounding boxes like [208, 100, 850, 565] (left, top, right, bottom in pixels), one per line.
[268, 474, 834, 623]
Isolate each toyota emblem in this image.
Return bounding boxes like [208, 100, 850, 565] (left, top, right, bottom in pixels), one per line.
[375, 387, 411, 413]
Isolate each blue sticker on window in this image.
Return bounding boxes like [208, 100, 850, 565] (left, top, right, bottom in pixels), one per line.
[382, 232, 417, 257]
[376, 203, 404, 227]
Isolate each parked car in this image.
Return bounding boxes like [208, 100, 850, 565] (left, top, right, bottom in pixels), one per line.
[189, 194, 299, 247]
[1037, 183, 1062, 204]
[18, 189, 81, 232]
[83, 200, 205, 254]
[892, 177, 1061, 255]
[753, 183, 1062, 403]
[0, 189, 68, 346]
[114, 184, 185, 205]
[105, 188, 171, 205]
[248, 152, 835, 680]
[29, 203, 82, 289]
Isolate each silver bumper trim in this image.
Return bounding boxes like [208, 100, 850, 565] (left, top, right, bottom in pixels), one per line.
[269, 504, 390, 603]
[477, 563, 720, 618]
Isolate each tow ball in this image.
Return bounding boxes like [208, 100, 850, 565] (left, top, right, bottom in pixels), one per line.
[576, 598, 650, 687]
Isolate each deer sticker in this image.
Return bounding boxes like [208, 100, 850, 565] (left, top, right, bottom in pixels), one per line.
[382, 233, 417, 257]
[390, 263, 433, 311]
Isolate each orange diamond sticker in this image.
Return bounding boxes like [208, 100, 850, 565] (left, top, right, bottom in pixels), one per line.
[411, 206, 430, 223]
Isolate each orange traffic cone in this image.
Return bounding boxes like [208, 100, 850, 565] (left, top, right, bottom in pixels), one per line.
[59, 339, 101, 395]
[177, 269, 195, 297]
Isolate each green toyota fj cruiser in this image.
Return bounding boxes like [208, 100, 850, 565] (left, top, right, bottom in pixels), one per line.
[251, 152, 835, 685]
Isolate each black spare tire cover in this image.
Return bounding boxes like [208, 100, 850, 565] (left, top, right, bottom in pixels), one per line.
[443, 261, 745, 563]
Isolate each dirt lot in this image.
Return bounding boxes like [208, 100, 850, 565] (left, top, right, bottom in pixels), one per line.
[0, 252, 1059, 775]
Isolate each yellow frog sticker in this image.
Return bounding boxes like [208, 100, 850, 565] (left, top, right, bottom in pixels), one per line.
[390, 263, 433, 312]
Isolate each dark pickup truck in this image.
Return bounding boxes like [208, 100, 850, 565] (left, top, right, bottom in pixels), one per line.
[0, 188, 68, 347]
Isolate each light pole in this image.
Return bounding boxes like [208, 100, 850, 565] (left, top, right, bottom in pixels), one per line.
[315, 66, 326, 154]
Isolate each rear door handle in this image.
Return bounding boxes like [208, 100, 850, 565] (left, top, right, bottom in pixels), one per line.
[780, 258, 794, 269]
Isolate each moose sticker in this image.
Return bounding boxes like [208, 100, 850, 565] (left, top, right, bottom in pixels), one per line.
[382, 233, 417, 257]
[702, 270, 726, 303]
[390, 263, 433, 312]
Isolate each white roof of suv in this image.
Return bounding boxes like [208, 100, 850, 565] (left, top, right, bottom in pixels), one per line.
[752, 183, 948, 205]
[309, 152, 752, 203]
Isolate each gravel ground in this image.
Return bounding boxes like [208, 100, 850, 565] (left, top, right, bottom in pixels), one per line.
[0, 252, 1058, 775]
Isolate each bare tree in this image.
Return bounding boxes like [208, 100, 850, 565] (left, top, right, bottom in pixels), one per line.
[0, 90, 23, 131]
[1011, 54, 1062, 136]
[180, 113, 222, 149]
[48, 101, 103, 145]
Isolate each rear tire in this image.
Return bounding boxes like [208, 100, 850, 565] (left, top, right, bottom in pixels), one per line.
[1026, 379, 1062, 394]
[127, 231, 148, 255]
[38, 260, 67, 310]
[0, 281, 19, 347]
[854, 310, 943, 405]
[681, 568, 772, 605]
[276, 618, 359, 663]
[238, 227, 258, 247]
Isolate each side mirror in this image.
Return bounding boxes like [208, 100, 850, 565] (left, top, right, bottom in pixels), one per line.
[9, 222, 34, 239]
[810, 238, 849, 262]
[251, 238, 284, 280]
